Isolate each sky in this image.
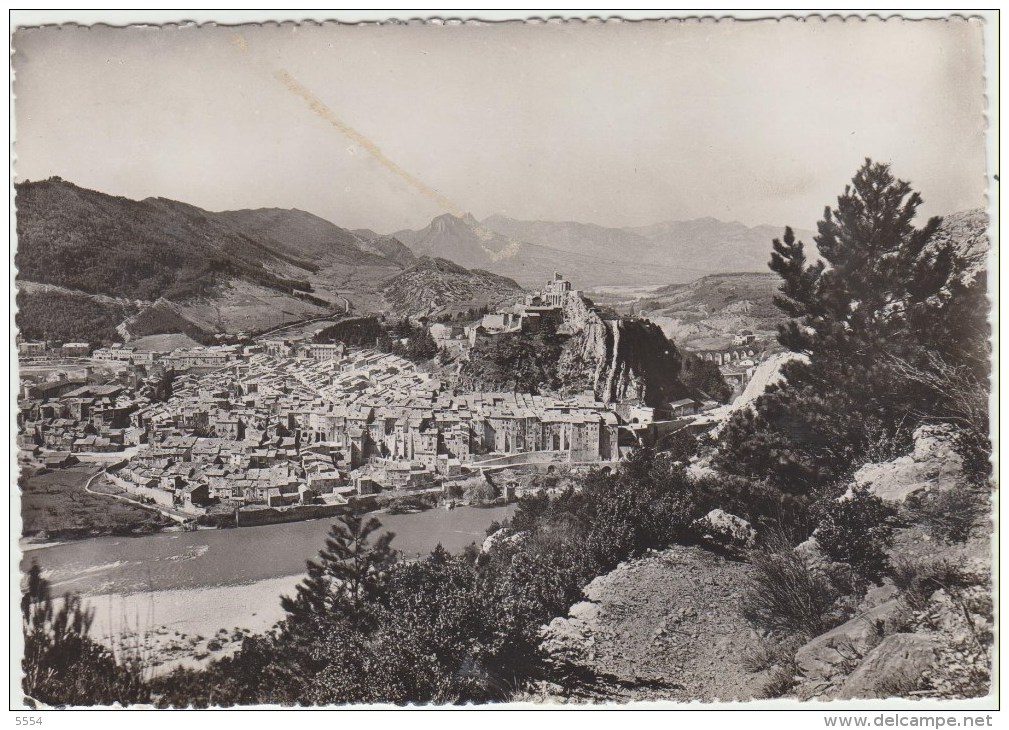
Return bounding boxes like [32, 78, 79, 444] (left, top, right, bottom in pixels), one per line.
[12, 18, 990, 233]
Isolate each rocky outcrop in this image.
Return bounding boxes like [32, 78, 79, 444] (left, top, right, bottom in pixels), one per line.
[557, 307, 689, 407]
[789, 422, 992, 701]
[480, 527, 526, 554]
[794, 599, 909, 693]
[837, 634, 940, 699]
[851, 423, 963, 504]
[692, 509, 757, 553]
[535, 545, 766, 702]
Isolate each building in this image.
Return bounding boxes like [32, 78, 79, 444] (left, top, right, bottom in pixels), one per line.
[18, 341, 48, 358]
[666, 398, 702, 417]
[61, 342, 92, 357]
[732, 331, 757, 346]
[295, 343, 347, 361]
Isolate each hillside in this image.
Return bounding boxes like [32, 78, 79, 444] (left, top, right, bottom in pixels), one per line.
[210, 207, 399, 268]
[392, 213, 688, 288]
[15, 178, 317, 301]
[638, 272, 783, 351]
[13, 178, 399, 340]
[482, 214, 816, 281]
[930, 208, 989, 279]
[379, 256, 524, 316]
[15, 286, 139, 345]
[349, 230, 417, 267]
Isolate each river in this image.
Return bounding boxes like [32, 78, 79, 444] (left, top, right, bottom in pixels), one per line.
[21, 504, 515, 670]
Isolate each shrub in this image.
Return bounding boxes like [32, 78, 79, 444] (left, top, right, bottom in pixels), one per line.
[741, 548, 844, 639]
[813, 486, 896, 583]
[888, 556, 971, 611]
[904, 482, 989, 544]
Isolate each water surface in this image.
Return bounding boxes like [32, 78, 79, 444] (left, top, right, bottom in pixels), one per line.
[24, 504, 516, 597]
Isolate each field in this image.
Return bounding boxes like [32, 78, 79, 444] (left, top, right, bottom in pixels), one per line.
[175, 278, 330, 335]
[130, 333, 201, 352]
[19, 465, 173, 540]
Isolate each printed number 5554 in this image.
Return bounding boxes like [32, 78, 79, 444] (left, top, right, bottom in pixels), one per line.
[15, 717, 42, 726]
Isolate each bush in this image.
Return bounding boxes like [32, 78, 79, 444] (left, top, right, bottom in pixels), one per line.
[813, 486, 895, 583]
[888, 556, 971, 612]
[741, 548, 845, 639]
[904, 482, 989, 544]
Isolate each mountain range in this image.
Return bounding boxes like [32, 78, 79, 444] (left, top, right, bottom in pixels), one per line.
[17, 177, 984, 348]
[14, 178, 412, 340]
[390, 213, 814, 288]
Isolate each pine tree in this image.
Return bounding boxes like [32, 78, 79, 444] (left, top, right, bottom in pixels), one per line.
[281, 512, 396, 629]
[770, 159, 948, 363]
[716, 159, 978, 491]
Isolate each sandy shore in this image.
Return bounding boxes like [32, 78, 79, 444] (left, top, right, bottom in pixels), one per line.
[87, 574, 305, 676]
[19, 539, 66, 553]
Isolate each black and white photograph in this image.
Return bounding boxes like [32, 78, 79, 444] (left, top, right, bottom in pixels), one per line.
[10, 11, 997, 714]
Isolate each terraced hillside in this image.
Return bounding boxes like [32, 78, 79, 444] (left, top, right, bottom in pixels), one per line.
[379, 256, 524, 316]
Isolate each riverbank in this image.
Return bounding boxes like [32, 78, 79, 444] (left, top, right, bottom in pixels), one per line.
[26, 503, 517, 676]
[88, 574, 302, 676]
[20, 465, 175, 542]
[20, 460, 516, 547]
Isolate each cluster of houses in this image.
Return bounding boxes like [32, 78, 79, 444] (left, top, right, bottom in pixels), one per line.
[91, 343, 247, 370]
[17, 274, 716, 517]
[17, 381, 144, 458]
[95, 342, 634, 513]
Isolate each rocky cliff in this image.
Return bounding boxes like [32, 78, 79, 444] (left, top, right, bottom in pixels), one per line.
[556, 297, 689, 406]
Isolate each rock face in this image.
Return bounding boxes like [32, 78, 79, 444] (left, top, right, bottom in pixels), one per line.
[794, 600, 909, 690]
[837, 634, 940, 699]
[556, 302, 689, 407]
[852, 423, 963, 503]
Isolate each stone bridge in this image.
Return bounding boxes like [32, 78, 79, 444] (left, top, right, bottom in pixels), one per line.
[693, 347, 759, 366]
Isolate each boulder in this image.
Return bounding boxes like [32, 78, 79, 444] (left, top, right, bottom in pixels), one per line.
[692, 508, 757, 551]
[852, 423, 963, 504]
[794, 537, 832, 572]
[480, 527, 526, 553]
[795, 600, 908, 685]
[837, 633, 940, 699]
[540, 599, 602, 666]
[859, 584, 901, 610]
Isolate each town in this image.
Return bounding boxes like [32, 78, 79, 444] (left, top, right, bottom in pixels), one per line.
[16, 274, 766, 526]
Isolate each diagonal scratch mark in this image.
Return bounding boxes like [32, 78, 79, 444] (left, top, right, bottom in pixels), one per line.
[230, 30, 524, 262]
[274, 68, 465, 218]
